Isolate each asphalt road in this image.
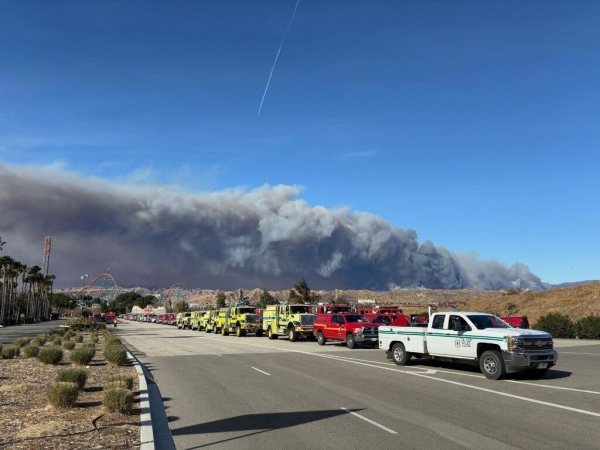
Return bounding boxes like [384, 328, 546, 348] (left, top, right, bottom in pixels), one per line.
[0, 319, 68, 345]
[113, 322, 600, 450]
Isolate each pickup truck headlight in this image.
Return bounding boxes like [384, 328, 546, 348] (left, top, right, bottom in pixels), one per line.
[352, 328, 364, 335]
[506, 336, 524, 350]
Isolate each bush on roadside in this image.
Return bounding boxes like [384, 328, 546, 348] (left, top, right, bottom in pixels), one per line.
[105, 335, 121, 346]
[534, 313, 576, 338]
[63, 342, 76, 351]
[38, 346, 64, 365]
[52, 337, 62, 346]
[104, 345, 127, 366]
[2, 346, 18, 359]
[71, 348, 95, 366]
[91, 336, 99, 344]
[13, 337, 31, 348]
[103, 388, 133, 414]
[74, 335, 84, 343]
[33, 334, 47, 346]
[575, 314, 600, 339]
[107, 373, 135, 389]
[104, 380, 130, 391]
[46, 382, 79, 408]
[23, 344, 40, 358]
[56, 368, 88, 389]
[0, 343, 3, 356]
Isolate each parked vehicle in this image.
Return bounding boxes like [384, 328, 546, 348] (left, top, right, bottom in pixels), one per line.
[190, 311, 207, 330]
[358, 306, 403, 315]
[176, 312, 192, 329]
[219, 306, 263, 337]
[262, 304, 316, 341]
[379, 311, 557, 379]
[316, 304, 352, 314]
[313, 313, 381, 349]
[501, 316, 529, 329]
[204, 310, 220, 333]
[105, 312, 117, 324]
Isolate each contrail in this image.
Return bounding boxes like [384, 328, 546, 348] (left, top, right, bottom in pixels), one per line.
[258, 0, 301, 115]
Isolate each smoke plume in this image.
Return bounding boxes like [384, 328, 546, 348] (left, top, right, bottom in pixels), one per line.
[0, 164, 546, 290]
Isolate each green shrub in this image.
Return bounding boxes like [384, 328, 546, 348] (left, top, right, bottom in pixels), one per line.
[56, 368, 88, 389]
[23, 344, 40, 358]
[38, 346, 64, 365]
[575, 315, 600, 339]
[2, 346, 18, 359]
[104, 380, 130, 391]
[71, 348, 95, 366]
[63, 342, 76, 351]
[52, 337, 62, 346]
[46, 382, 79, 408]
[105, 335, 121, 346]
[107, 373, 135, 390]
[534, 313, 576, 338]
[0, 343, 3, 356]
[33, 334, 47, 346]
[13, 337, 31, 348]
[104, 345, 127, 366]
[91, 336, 99, 344]
[74, 335, 83, 343]
[103, 388, 133, 414]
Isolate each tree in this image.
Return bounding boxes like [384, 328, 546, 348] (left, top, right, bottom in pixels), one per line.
[134, 295, 157, 309]
[258, 289, 277, 309]
[215, 292, 226, 309]
[534, 313, 575, 339]
[174, 301, 190, 313]
[289, 278, 320, 304]
[109, 291, 142, 315]
[51, 293, 71, 316]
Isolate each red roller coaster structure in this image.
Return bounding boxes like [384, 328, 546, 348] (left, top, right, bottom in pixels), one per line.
[162, 282, 188, 307]
[74, 273, 120, 302]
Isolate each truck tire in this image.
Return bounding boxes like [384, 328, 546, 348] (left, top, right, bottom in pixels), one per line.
[268, 327, 278, 340]
[480, 350, 506, 380]
[391, 342, 410, 365]
[206, 327, 211, 333]
[222, 326, 229, 336]
[288, 328, 298, 342]
[236, 326, 243, 337]
[317, 331, 326, 345]
[346, 333, 356, 349]
[256, 329, 264, 337]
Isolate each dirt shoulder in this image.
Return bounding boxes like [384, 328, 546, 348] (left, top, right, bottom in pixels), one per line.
[0, 329, 141, 449]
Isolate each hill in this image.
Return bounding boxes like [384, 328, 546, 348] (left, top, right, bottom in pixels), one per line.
[189, 282, 600, 324]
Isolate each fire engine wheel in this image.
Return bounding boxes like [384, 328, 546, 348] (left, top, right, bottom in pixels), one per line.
[256, 329, 264, 337]
[480, 350, 506, 380]
[221, 327, 229, 336]
[345, 334, 356, 349]
[236, 326, 244, 337]
[391, 342, 410, 365]
[317, 331, 326, 345]
[288, 328, 298, 342]
[268, 327, 278, 340]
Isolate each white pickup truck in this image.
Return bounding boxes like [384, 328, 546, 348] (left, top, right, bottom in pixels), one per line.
[379, 312, 558, 379]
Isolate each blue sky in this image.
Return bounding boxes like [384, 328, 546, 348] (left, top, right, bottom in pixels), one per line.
[1, 0, 599, 284]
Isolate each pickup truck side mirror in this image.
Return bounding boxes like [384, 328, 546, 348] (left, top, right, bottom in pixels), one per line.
[452, 321, 462, 332]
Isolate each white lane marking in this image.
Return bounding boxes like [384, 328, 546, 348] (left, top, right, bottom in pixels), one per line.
[505, 380, 600, 395]
[157, 331, 600, 418]
[252, 367, 271, 376]
[212, 353, 223, 357]
[560, 352, 600, 356]
[340, 407, 397, 434]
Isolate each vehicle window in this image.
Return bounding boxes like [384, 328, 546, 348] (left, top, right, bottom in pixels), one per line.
[448, 315, 471, 331]
[432, 314, 445, 329]
[331, 315, 342, 324]
[467, 315, 511, 330]
[376, 316, 391, 324]
[344, 314, 370, 323]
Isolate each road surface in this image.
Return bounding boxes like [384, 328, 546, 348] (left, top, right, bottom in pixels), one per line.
[0, 319, 67, 345]
[113, 322, 600, 450]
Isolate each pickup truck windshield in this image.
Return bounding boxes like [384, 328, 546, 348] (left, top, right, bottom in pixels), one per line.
[467, 315, 510, 330]
[344, 315, 370, 323]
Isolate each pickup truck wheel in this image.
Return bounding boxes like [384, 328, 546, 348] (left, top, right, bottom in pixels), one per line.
[288, 328, 298, 342]
[317, 331, 326, 345]
[480, 350, 506, 380]
[391, 342, 410, 365]
[346, 334, 356, 349]
[268, 327, 278, 340]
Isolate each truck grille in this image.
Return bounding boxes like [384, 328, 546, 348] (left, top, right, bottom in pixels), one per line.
[363, 327, 378, 335]
[523, 337, 553, 351]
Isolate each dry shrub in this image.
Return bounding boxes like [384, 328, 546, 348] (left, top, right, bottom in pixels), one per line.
[46, 382, 79, 408]
[103, 388, 133, 414]
[74, 335, 83, 343]
[56, 368, 88, 389]
[13, 337, 31, 348]
[71, 348, 95, 366]
[2, 346, 18, 359]
[104, 380, 130, 391]
[104, 345, 127, 366]
[107, 373, 135, 389]
[23, 344, 40, 358]
[38, 346, 64, 365]
[52, 337, 62, 346]
[63, 342, 76, 351]
[91, 336, 99, 344]
[33, 334, 47, 346]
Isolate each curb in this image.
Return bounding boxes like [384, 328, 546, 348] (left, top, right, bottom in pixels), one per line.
[127, 350, 155, 450]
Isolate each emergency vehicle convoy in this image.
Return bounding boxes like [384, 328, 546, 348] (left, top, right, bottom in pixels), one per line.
[263, 304, 316, 341]
[379, 309, 557, 379]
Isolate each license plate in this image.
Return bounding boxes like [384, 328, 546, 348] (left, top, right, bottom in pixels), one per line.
[537, 363, 548, 369]
[370, 338, 377, 341]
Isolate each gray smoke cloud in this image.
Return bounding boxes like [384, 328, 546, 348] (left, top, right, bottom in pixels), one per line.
[0, 164, 546, 290]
